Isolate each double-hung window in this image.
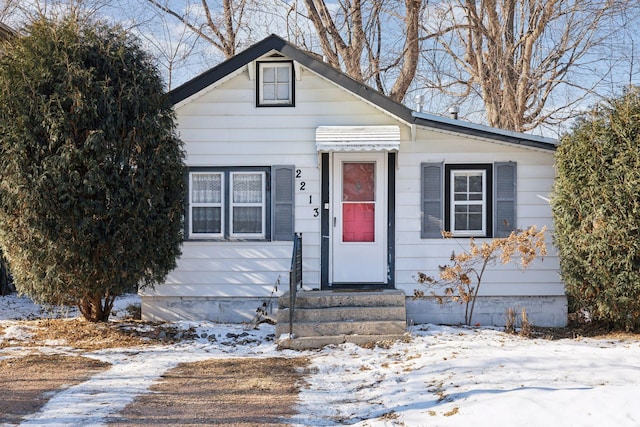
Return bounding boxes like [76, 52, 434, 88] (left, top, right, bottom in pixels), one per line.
[187, 166, 295, 241]
[421, 162, 516, 239]
[257, 61, 294, 106]
[451, 169, 487, 236]
[190, 172, 223, 238]
[230, 171, 266, 237]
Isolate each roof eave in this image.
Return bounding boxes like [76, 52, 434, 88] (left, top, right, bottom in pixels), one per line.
[412, 112, 558, 152]
[169, 36, 288, 105]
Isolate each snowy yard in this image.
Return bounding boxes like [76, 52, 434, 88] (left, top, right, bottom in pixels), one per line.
[1, 293, 640, 426]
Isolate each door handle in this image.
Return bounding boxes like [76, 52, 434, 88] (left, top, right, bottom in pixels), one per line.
[333, 217, 336, 227]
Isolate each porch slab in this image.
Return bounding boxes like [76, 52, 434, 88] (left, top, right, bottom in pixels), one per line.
[277, 333, 411, 350]
[280, 289, 406, 309]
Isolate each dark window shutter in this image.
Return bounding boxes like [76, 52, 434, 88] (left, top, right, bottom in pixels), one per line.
[272, 165, 295, 241]
[184, 171, 190, 239]
[421, 162, 443, 238]
[494, 162, 517, 237]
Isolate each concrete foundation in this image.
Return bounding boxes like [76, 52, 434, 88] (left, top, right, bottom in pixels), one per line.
[142, 294, 567, 327]
[141, 296, 277, 323]
[406, 295, 567, 327]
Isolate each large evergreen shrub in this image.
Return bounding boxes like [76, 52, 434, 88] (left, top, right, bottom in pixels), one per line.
[0, 15, 185, 321]
[552, 87, 640, 329]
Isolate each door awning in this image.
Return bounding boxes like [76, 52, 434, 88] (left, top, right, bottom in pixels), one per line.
[315, 125, 401, 152]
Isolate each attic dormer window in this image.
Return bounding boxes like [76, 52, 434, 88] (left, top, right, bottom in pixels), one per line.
[257, 61, 294, 106]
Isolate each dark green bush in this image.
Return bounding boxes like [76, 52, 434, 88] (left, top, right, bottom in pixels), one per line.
[0, 15, 185, 321]
[552, 87, 640, 330]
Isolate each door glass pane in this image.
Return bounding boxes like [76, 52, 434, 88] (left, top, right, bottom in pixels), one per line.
[343, 162, 375, 202]
[343, 203, 375, 242]
[342, 162, 375, 242]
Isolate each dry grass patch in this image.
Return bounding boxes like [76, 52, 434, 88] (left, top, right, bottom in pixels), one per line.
[0, 318, 195, 350]
[30, 319, 151, 350]
[111, 357, 310, 426]
[0, 354, 110, 425]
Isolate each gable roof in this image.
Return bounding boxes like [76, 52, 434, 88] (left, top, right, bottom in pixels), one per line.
[169, 34, 557, 152]
[169, 34, 412, 121]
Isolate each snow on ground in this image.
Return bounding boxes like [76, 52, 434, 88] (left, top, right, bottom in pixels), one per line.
[294, 325, 640, 426]
[2, 293, 640, 426]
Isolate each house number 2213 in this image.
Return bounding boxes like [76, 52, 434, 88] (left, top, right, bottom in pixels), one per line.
[295, 169, 319, 217]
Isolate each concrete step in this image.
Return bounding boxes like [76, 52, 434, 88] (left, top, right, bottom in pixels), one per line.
[276, 289, 408, 348]
[277, 334, 411, 350]
[279, 320, 407, 338]
[279, 289, 406, 309]
[276, 305, 406, 323]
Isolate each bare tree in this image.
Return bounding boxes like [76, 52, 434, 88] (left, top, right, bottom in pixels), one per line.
[129, 0, 640, 132]
[0, 0, 20, 22]
[418, 0, 639, 132]
[301, 0, 422, 103]
[138, 0, 423, 103]
[143, 0, 255, 59]
[112, 0, 204, 90]
[145, 15, 200, 90]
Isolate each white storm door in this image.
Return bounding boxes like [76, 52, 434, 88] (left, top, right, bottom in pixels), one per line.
[331, 152, 387, 283]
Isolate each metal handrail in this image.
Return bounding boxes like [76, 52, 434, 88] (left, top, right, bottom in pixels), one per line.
[288, 233, 302, 336]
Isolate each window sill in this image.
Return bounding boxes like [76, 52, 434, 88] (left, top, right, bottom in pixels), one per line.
[256, 103, 294, 107]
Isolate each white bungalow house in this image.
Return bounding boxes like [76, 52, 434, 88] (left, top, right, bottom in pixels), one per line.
[140, 34, 567, 329]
